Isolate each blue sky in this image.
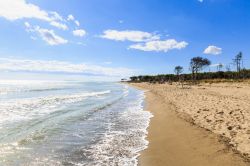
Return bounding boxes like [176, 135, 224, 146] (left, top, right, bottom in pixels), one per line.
[0, 0, 250, 80]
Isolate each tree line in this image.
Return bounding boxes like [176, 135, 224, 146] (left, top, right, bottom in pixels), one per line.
[128, 52, 250, 83]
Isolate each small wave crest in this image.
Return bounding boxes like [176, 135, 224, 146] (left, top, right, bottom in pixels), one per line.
[80, 91, 153, 166]
[0, 83, 152, 166]
[0, 90, 111, 124]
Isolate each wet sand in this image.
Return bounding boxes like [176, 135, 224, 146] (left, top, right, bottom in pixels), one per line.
[129, 83, 250, 166]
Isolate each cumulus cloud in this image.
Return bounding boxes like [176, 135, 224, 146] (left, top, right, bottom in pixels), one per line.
[34, 27, 68, 45]
[129, 39, 188, 52]
[67, 14, 80, 26]
[0, 0, 68, 30]
[50, 11, 64, 21]
[25, 23, 67, 45]
[0, 1, 85, 45]
[0, 58, 134, 77]
[0, 0, 50, 21]
[24, 21, 31, 28]
[203, 45, 222, 55]
[73, 29, 86, 37]
[50, 21, 68, 30]
[100, 29, 188, 52]
[25, 22, 68, 45]
[67, 14, 75, 21]
[75, 20, 80, 26]
[100, 30, 160, 42]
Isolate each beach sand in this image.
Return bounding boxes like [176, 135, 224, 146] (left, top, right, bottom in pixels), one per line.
[130, 82, 250, 166]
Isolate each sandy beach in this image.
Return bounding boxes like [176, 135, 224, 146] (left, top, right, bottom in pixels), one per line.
[130, 82, 250, 166]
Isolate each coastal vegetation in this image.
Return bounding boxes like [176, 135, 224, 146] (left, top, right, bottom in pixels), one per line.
[128, 52, 250, 83]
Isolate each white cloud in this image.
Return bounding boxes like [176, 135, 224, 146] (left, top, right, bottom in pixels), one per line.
[50, 21, 68, 30]
[24, 21, 33, 32]
[67, 14, 75, 21]
[73, 29, 86, 37]
[0, 0, 51, 21]
[100, 30, 160, 42]
[34, 26, 68, 45]
[24, 21, 30, 28]
[203, 45, 222, 55]
[129, 39, 188, 52]
[75, 20, 80, 26]
[0, 0, 68, 30]
[100, 29, 188, 53]
[0, 58, 134, 77]
[67, 14, 80, 26]
[50, 11, 63, 21]
[1, 1, 87, 45]
[24, 22, 67, 45]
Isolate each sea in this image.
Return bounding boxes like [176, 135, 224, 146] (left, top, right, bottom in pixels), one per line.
[0, 80, 152, 166]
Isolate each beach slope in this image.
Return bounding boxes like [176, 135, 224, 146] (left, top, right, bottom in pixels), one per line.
[130, 83, 250, 166]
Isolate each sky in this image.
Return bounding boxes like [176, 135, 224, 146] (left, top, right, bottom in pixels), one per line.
[0, 0, 250, 81]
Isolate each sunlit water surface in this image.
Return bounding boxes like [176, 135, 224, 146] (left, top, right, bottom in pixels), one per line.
[0, 80, 152, 166]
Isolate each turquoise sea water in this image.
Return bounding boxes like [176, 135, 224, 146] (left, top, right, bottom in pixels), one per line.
[0, 80, 152, 166]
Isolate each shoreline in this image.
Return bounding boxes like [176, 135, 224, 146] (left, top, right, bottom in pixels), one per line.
[128, 83, 250, 166]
